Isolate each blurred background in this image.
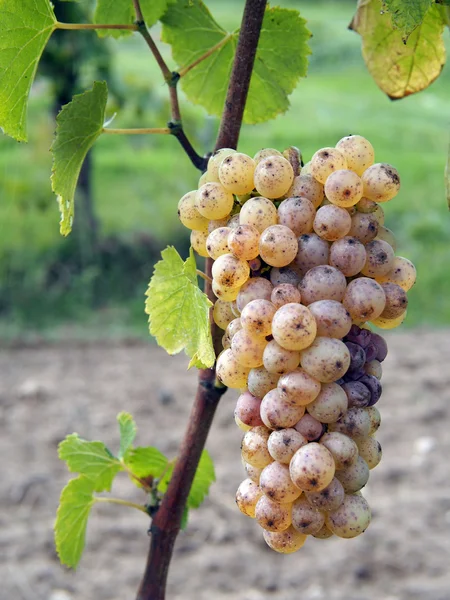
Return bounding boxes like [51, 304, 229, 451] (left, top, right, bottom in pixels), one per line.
[0, 0, 449, 339]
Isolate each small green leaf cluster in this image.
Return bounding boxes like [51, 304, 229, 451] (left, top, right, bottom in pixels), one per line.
[55, 412, 215, 569]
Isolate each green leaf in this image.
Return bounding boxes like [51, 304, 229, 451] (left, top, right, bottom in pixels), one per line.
[58, 433, 121, 492]
[446, 139, 450, 209]
[161, 2, 311, 125]
[94, 0, 176, 38]
[145, 246, 215, 369]
[350, 1, 446, 99]
[0, 0, 56, 141]
[180, 506, 189, 530]
[51, 81, 108, 236]
[382, 0, 432, 39]
[187, 449, 215, 509]
[125, 447, 169, 479]
[117, 412, 137, 459]
[55, 476, 95, 568]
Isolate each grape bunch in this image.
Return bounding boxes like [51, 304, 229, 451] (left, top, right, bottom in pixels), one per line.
[178, 136, 416, 553]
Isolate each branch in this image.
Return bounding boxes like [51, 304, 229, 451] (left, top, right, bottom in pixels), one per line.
[136, 2, 267, 599]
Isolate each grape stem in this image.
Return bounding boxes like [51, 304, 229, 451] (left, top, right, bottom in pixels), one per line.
[131, 0, 207, 171]
[135, 2, 267, 600]
[196, 269, 213, 284]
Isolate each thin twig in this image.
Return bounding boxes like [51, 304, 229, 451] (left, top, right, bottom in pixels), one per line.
[102, 127, 171, 135]
[94, 497, 149, 514]
[196, 269, 213, 284]
[132, 0, 172, 81]
[178, 35, 233, 78]
[56, 22, 138, 31]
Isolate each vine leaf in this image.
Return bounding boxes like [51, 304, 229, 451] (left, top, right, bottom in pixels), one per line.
[161, 2, 311, 124]
[94, 0, 176, 38]
[350, 0, 446, 99]
[0, 0, 56, 141]
[125, 447, 169, 480]
[446, 140, 450, 209]
[51, 81, 108, 236]
[381, 0, 432, 40]
[117, 412, 137, 459]
[58, 433, 121, 492]
[54, 476, 95, 569]
[145, 247, 215, 369]
[187, 449, 215, 509]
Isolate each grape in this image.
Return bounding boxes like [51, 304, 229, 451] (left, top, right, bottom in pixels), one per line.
[372, 203, 385, 225]
[228, 224, 260, 260]
[305, 477, 345, 512]
[310, 147, 347, 184]
[263, 340, 301, 375]
[263, 526, 307, 553]
[287, 174, 324, 208]
[299, 265, 347, 304]
[291, 496, 325, 535]
[219, 152, 256, 194]
[231, 329, 267, 368]
[216, 348, 251, 388]
[260, 462, 303, 503]
[366, 406, 381, 435]
[234, 392, 264, 427]
[324, 169, 363, 208]
[259, 225, 298, 267]
[335, 456, 370, 493]
[308, 300, 352, 339]
[254, 148, 283, 165]
[222, 317, 242, 349]
[348, 212, 379, 244]
[207, 148, 236, 181]
[268, 428, 308, 464]
[313, 205, 352, 241]
[364, 359, 382, 379]
[306, 382, 348, 423]
[300, 161, 313, 176]
[320, 431, 359, 470]
[312, 524, 334, 539]
[244, 462, 263, 483]
[212, 253, 250, 289]
[342, 381, 371, 409]
[241, 425, 272, 468]
[326, 494, 371, 538]
[345, 342, 366, 373]
[271, 283, 301, 309]
[260, 389, 306, 429]
[344, 324, 373, 348]
[300, 337, 351, 383]
[361, 163, 400, 202]
[335, 135, 375, 176]
[241, 299, 277, 336]
[235, 415, 251, 431]
[198, 171, 214, 187]
[376, 256, 417, 291]
[356, 436, 382, 469]
[269, 266, 301, 287]
[294, 234, 330, 275]
[272, 303, 317, 351]
[248, 257, 262, 272]
[235, 478, 263, 518]
[213, 299, 235, 330]
[208, 217, 229, 233]
[255, 495, 292, 532]
[376, 225, 396, 251]
[206, 226, 232, 259]
[329, 237, 367, 277]
[190, 229, 209, 257]
[196, 182, 234, 219]
[236, 277, 273, 312]
[178, 190, 209, 231]
[212, 280, 239, 302]
[227, 214, 241, 229]
[277, 368, 321, 406]
[371, 312, 407, 329]
[356, 198, 378, 213]
[278, 197, 315, 236]
[379, 282, 408, 319]
[290, 442, 336, 492]
[247, 367, 280, 398]
[254, 156, 294, 199]
[294, 414, 325, 441]
[328, 407, 371, 438]
[343, 277, 386, 321]
[361, 240, 395, 278]
[239, 196, 278, 233]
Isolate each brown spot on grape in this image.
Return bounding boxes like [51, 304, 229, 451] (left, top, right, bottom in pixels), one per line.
[309, 478, 318, 487]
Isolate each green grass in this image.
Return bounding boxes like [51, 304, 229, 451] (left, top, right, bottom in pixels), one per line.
[0, 0, 449, 334]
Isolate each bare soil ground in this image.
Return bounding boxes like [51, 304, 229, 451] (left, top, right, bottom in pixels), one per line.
[1, 331, 450, 600]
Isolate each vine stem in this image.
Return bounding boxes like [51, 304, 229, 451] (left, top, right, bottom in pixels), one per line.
[94, 497, 149, 514]
[56, 22, 138, 31]
[102, 127, 171, 135]
[135, 1, 267, 599]
[196, 269, 213, 284]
